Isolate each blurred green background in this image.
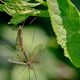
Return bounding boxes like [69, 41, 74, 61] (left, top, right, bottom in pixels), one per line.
[0, 0, 80, 80]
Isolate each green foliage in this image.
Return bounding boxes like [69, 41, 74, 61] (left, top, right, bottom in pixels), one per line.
[0, 0, 48, 25]
[0, 0, 80, 68]
[47, 0, 80, 67]
[8, 14, 29, 25]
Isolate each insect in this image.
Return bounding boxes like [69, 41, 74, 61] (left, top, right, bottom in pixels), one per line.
[8, 25, 43, 80]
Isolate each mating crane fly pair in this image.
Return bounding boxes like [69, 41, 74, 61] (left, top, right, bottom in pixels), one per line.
[9, 25, 43, 80]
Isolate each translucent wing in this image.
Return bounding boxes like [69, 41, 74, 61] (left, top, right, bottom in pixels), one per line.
[8, 57, 26, 65]
[0, 25, 27, 65]
[0, 40, 25, 64]
[7, 49, 26, 65]
[28, 44, 43, 63]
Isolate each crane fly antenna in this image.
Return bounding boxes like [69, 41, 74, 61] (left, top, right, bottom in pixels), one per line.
[32, 66, 37, 80]
[29, 17, 37, 50]
[29, 17, 37, 24]
[30, 25, 36, 50]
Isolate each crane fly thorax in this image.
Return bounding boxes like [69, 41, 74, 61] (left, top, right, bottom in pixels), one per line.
[23, 57, 33, 68]
[27, 61, 33, 69]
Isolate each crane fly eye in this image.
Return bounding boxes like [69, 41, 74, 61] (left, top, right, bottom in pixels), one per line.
[23, 60, 27, 63]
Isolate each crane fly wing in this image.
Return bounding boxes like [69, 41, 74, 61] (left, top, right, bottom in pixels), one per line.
[8, 56, 26, 65]
[28, 44, 43, 63]
[0, 40, 26, 64]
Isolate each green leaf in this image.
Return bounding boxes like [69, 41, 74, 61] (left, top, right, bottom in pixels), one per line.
[0, 4, 4, 11]
[36, 0, 47, 6]
[3, 0, 41, 16]
[8, 9, 49, 25]
[0, 0, 49, 25]
[47, 0, 80, 67]
[9, 14, 29, 25]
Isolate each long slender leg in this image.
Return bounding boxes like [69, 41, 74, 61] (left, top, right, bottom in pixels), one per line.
[28, 67, 30, 80]
[15, 66, 27, 80]
[30, 22, 36, 50]
[32, 66, 37, 80]
[17, 66, 26, 77]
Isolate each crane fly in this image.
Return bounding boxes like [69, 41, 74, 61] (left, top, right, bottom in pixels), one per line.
[8, 25, 43, 80]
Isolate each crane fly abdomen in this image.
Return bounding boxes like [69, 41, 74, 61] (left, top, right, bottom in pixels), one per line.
[16, 26, 24, 52]
[16, 25, 28, 61]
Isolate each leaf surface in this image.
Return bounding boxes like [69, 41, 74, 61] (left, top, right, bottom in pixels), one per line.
[0, 0, 49, 25]
[47, 0, 80, 67]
